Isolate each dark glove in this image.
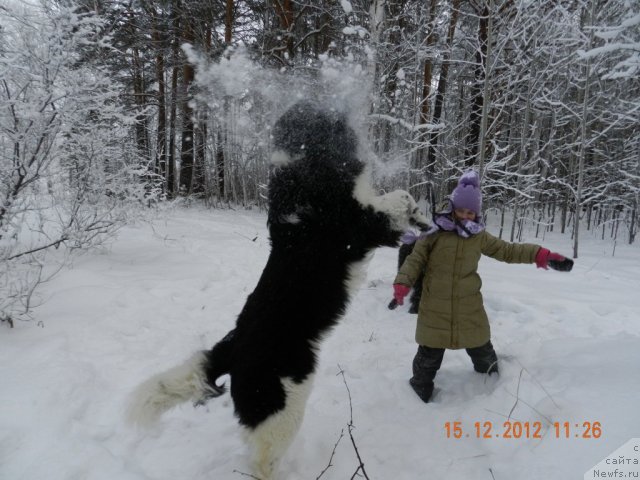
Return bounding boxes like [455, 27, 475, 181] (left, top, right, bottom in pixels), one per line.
[535, 248, 573, 272]
[548, 257, 574, 272]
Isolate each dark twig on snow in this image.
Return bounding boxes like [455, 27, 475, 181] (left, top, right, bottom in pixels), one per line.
[507, 368, 524, 421]
[337, 365, 371, 480]
[316, 428, 345, 479]
[502, 365, 554, 426]
[233, 469, 262, 479]
[515, 358, 560, 409]
[503, 392, 554, 426]
[234, 231, 259, 242]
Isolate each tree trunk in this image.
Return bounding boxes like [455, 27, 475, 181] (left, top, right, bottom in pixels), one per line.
[225, 0, 234, 44]
[193, 115, 206, 197]
[273, 0, 294, 62]
[418, 0, 439, 128]
[476, 0, 494, 177]
[167, 0, 181, 199]
[215, 129, 226, 200]
[632, 146, 640, 244]
[510, 77, 532, 242]
[151, 13, 167, 193]
[214, 0, 234, 201]
[192, 26, 212, 197]
[131, 45, 149, 159]
[629, 199, 637, 245]
[413, 0, 439, 203]
[573, 0, 596, 259]
[465, 2, 489, 166]
[179, 19, 195, 195]
[426, 0, 460, 173]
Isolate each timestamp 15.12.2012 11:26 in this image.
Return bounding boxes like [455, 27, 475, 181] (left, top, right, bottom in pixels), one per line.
[444, 421, 602, 439]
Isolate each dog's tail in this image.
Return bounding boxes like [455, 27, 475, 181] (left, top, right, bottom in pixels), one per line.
[126, 329, 235, 427]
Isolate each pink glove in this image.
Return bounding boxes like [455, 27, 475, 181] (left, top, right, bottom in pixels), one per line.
[393, 284, 411, 305]
[535, 248, 566, 270]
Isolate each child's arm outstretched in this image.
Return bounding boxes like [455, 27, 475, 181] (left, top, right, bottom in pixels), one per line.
[481, 231, 573, 272]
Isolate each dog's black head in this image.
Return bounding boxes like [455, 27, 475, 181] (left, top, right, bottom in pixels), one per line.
[267, 100, 367, 239]
[271, 100, 359, 167]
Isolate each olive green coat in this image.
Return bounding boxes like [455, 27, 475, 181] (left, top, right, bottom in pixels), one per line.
[394, 230, 540, 349]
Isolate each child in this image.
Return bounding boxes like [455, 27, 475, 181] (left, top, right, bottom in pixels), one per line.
[392, 170, 572, 403]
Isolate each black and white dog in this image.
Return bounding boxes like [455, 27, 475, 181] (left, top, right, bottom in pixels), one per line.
[128, 101, 428, 479]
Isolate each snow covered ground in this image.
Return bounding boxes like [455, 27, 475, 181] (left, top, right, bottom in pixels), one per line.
[1, 206, 639, 480]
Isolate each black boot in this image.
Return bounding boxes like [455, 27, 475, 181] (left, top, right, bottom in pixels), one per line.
[410, 345, 445, 402]
[466, 341, 499, 374]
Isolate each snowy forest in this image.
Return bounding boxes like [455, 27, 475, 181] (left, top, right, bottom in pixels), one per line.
[1, 0, 639, 325]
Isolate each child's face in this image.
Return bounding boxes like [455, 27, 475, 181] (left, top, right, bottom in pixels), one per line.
[454, 208, 477, 222]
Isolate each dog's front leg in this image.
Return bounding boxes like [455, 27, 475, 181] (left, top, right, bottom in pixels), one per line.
[352, 172, 428, 231]
[372, 190, 429, 231]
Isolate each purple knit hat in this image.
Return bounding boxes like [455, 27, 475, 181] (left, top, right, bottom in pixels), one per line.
[450, 170, 482, 214]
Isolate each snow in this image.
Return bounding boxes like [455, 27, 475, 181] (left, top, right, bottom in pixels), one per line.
[1, 207, 639, 480]
[339, 0, 353, 15]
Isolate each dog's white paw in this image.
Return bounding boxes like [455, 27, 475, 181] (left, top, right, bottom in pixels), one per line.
[375, 190, 428, 231]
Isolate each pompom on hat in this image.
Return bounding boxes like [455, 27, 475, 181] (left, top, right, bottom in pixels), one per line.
[450, 170, 482, 214]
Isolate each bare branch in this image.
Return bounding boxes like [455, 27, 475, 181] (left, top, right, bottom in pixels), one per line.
[337, 365, 370, 480]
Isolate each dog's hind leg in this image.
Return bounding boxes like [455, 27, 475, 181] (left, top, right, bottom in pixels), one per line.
[127, 330, 235, 426]
[244, 375, 315, 480]
[127, 351, 211, 426]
